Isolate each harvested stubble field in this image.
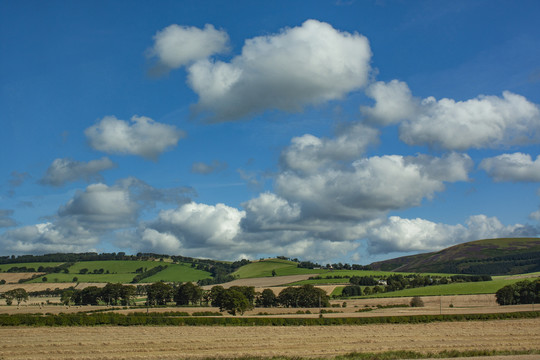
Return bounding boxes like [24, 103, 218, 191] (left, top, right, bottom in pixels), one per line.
[0, 272, 44, 284]
[0, 319, 539, 360]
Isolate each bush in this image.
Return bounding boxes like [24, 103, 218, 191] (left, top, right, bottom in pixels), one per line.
[410, 296, 424, 307]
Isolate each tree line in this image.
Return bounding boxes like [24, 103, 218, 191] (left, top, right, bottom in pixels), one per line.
[51, 282, 330, 316]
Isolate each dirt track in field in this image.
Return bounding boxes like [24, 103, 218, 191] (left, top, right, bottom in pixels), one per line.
[1, 319, 538, 360]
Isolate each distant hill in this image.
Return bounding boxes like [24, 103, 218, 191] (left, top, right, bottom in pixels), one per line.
[370, 238, 540, 275]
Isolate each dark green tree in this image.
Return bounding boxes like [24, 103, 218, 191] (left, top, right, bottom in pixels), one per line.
[257, 288, 277, 307]
[210, 285, 226, 308]
[102, 283, 123, 305]
[174, 282, 203, 306]
[146, 281, 173, 306]
[220, 288, 252, 315]
[120, 285, 137, 306]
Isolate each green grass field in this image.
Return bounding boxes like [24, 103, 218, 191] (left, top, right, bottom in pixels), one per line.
[232, 259, 323, 278]
[332, 274, 540, 298]
[143, 263, 211, 283]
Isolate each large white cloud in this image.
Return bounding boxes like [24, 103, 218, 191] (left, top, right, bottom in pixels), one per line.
[85, 115, 185, 160]
[242, 192, 301, 231]
[0, 221, 99, 255]
[360, 80, 417, 125]
[148, 202, 245, 249]
[361, 80, 540, 150]
[480, 152, 540, 182]
[187, 19, 372, 121]
[367, 214, 531, 254]
[148, 24, 229, 70]
[276, 153, 471, 221]
[40, 157, 117, 187]
[59, 183, 139, 230]
[280, 124, 379, 174]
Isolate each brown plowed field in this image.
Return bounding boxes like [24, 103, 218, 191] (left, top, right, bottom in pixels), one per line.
[1, 319, 538, 359]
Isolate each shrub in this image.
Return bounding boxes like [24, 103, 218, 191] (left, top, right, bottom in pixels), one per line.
[410, 296, 424, 307]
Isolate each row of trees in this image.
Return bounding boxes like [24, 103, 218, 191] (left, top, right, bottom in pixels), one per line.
[62, 283, 137, 306]
[55, 282, 330, 316]
[495, 279, 540, 305]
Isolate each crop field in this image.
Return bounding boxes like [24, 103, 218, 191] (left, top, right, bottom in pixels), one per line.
[0, 272, 43, 284]
[1, 318, 539, 359]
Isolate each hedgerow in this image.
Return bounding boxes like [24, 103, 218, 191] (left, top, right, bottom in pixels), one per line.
[0, 310, 538, 327]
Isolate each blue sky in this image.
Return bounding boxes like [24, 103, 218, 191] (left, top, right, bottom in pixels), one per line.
[1, 0, 540, 264]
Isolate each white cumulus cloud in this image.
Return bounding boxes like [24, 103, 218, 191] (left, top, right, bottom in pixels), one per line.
[480, 152, 540, 182]
[59, 183, 139, 230]
[148, 202, 245, 249]
[361, 80, 540, 150]
[148, 24, 229, 70]
[360, 80, 418, 125]
[85, 115, 185, 160]
[0, 222, 99, 255]
[187, 19, 372, 121]
[276, 154, 470, 221]
[40, 157, 117, 186]
[367, 214, 530, 254]
[280, 124, 378, 174]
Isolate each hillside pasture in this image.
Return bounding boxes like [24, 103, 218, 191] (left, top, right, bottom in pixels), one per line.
[232, 259, 322, 278]
[345, 275, 539, 298]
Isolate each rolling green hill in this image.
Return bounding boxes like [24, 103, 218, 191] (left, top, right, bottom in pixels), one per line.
[370, 238, 540, 275]
[232, 258, 322, 278]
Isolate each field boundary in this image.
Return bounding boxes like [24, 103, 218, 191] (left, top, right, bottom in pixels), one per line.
[1, 310, 538, 327]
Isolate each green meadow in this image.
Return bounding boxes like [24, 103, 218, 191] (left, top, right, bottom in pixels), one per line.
[331, 274, 539, 298]
[232, 259, 322, 278]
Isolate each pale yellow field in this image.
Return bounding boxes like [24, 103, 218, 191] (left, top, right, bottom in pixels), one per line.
[0, 272, 44, 284]
[0, 319, 538, 359]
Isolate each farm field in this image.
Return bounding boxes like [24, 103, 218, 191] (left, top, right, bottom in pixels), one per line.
[0, 272, 44, 284]
[1, 319, 538, 359]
